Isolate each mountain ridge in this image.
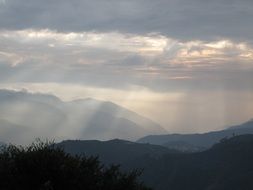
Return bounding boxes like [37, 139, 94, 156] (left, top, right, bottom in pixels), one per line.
[0, 89, 166, 144]
[55, 135, 253, 190]
[56, 138, 177, 167]
[137, 119, 253, 151]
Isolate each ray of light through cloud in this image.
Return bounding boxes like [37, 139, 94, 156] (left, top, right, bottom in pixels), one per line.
[0, 29, 253, 134]
[0, 0, 253, 136]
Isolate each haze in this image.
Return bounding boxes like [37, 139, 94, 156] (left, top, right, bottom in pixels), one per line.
[1, 0, 253, 134]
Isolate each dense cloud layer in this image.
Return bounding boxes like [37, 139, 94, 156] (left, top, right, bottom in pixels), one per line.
[0, 30, 253, 92]
[1, 0, 253, 41]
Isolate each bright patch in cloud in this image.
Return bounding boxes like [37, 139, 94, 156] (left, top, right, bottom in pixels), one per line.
[1, 29, 253, 70]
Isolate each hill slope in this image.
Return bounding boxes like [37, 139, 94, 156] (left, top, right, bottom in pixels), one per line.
[137, 135, 253, 190]
[57, 135, 253, 190]
[57, 139, 176, 167]
[137, 119, 253, 150]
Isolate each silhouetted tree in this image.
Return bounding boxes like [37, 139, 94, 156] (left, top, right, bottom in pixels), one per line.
[0, 140, 151, 190]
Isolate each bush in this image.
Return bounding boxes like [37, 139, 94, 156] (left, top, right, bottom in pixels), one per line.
[0, 140, 151, 190]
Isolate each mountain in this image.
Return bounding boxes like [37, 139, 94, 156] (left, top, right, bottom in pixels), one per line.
[57, 135, 253, 190]
[0, 119, 30, 145]
[62, 98, 166, 140]
[57, 139, 177, 167]
[136, 135, 253, 190]
[0, 89, 166, 144]
[137, 119, 253, 151]
[228, 118, 253, 130]
[162, 141, 205, 152]
[0, 90, 68, 144]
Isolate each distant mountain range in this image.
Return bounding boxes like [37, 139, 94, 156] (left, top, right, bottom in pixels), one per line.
[137, 119, 253, 151]
[0, 89, 166, 144]
[57, 135, 253, 190]
[1, 89, 253, 149]
[57, 139, 177, 167]
[138, 134, 253, 190]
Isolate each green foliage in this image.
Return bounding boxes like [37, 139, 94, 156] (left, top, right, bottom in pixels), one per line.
[0, 140, 151, 190]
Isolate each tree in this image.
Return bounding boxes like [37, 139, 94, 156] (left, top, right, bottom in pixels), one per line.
[0, 140, 151, 190]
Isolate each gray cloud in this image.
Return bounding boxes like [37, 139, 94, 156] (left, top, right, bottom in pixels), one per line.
[1, 59, 253, 93]
[0, 0, 253, 41]
[0, 29, 253, 92]
[1, 0, 253, 135]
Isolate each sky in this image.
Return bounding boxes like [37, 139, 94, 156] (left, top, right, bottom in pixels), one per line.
[0, 0, 253, 133]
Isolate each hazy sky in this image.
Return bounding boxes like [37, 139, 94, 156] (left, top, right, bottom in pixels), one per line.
[0, 0, 253, 133]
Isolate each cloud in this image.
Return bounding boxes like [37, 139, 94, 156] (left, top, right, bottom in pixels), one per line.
[0, 0, 253, 41]
[0, 0, 253, 135]
[0, 29, 253, 92]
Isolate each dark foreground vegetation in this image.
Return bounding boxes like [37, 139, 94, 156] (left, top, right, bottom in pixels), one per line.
[0, 141, 151, 190]
[1, 135, 253, 190]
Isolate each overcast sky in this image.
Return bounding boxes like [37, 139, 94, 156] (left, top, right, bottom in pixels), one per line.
[0, 0, 253, 133]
